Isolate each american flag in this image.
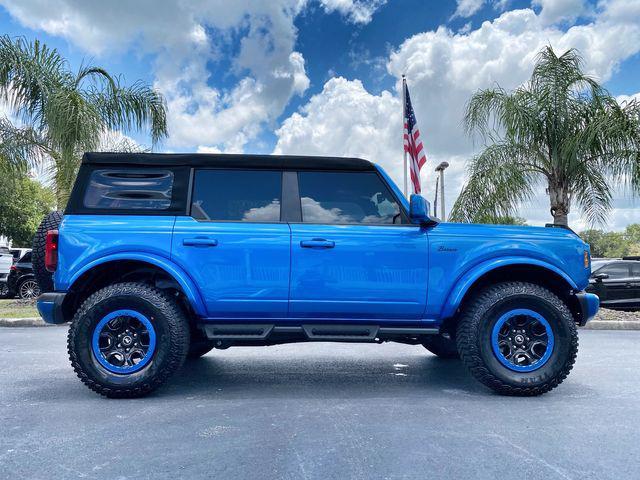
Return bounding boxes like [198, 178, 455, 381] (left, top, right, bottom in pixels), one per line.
[403, 78, 426, 194]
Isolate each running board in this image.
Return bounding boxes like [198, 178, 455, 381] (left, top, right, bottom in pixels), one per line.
[201, 323, 439, 345]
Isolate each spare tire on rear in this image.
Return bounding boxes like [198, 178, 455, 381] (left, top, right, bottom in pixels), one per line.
[32, 211, 63, 293]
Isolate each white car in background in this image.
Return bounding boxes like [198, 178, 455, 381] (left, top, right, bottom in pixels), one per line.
[0, 246, 14, 297]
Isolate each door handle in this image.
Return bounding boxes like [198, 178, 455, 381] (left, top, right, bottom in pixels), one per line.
[183, 237, 218, 247]
[300, 238, 335, 249]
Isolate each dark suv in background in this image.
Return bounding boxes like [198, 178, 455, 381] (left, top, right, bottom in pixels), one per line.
[7, 251, 39, 300]
[587, 258, 640, 310]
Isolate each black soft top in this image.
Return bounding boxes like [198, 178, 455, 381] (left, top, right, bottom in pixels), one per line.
[82, 152, 375, 171]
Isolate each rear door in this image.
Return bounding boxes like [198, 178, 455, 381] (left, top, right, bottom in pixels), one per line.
[288, 170, 428, 321]
[171, 169, 291, 319]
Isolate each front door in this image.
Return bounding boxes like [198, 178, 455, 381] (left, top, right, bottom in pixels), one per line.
[596, 262, 633, 307]
[289, 170, 428, 321]
[172, 169, 290, 319]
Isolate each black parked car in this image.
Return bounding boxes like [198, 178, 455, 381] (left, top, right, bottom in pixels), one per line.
[586, 258, 640, 310]
[7, 251, 40, 300]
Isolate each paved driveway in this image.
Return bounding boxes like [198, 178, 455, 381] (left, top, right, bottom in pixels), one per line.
[1, 328, 638, 480]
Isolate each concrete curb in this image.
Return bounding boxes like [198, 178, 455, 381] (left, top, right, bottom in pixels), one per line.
[583, 320, 640, 330]
[0, 317, 58, 327]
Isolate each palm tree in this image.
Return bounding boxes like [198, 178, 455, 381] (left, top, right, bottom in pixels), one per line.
[450, 47, 640, 227]
[0, 36, 167, 205]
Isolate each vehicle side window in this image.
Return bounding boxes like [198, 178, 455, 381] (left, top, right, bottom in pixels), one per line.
[297, 171, 401, 224]
[600, 263, 630, 279]
[20, 252, 31, 263]
[84, 169, 174, 210]
[631, 263, 640, 277]
[191, 170, 282, 222]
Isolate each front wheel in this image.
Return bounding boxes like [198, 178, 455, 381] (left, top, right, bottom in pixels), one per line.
[456, 282, 578, 396]
[67, 283, 190, 398]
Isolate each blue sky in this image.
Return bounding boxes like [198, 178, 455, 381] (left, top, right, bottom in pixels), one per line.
[0, 0, 639, 229]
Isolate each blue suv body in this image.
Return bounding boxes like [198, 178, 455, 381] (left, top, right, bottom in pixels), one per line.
[37, 153, 598, 397]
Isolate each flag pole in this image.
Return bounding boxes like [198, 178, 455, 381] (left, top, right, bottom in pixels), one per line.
[402, 75, 408, 199]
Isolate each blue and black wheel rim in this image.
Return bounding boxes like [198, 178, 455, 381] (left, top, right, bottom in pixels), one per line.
[491, 309, 554, 372]
[91, 309, 157, 374]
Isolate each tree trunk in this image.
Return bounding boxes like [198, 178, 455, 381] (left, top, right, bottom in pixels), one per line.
[548, 180, 570, 226]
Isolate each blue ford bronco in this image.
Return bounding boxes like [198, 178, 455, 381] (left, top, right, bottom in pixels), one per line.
[35, 153, 599, 398]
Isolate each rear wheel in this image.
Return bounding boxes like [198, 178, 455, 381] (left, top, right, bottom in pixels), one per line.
[456, 282, 578, 396]
[422, 335, 459, 359]
[68, 282, 190, 398]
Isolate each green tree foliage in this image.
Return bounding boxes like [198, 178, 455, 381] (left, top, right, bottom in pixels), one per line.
[580, 224, 640, 258]
[0, 175, 55, 246]
[0, 36, 167, 206]
[451, 47, 640, 227]
[473, 215, 528, 225]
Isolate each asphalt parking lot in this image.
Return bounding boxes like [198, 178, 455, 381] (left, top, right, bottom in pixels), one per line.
[1, 328, 639, 480]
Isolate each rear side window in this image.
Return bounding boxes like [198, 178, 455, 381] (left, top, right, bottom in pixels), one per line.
[191, 170, 282, 222]
[297, 171, 401, 224]
[630, 263, 640, 277]
[84, 169, 174, 210]
[20, 252, 31, 263]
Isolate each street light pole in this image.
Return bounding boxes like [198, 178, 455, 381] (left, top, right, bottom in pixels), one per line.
[435, 161, 449, 220]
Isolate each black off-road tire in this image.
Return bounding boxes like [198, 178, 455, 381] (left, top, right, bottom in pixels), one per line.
[456, 282, 578, 396]
[422, 335, 460, 359]
[32, 211, 63, 293]
[67, 282, 190, 398]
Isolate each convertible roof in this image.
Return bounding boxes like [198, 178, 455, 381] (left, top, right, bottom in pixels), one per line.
[82, 152, 375, 171]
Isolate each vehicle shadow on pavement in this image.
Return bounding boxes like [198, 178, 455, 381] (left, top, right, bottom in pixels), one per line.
[161, 349, 490, 399]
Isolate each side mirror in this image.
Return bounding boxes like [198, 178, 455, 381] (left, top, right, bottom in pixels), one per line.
[409, 194, 433, 225]
[593, 272, 609, 281]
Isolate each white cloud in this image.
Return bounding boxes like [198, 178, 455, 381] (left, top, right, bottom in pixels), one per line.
[616, 92, 640, 105]
[452, 0, 485, 19]
[319, 0, 387, 24]
[273, 76, 467, 205]
[532, 0, 589, 25]
[0, 0, 311, 151]
[276, 4, 640, 229]
[274, 77, 404, 180]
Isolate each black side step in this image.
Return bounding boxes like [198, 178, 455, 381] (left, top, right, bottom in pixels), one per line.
[201, 323, 439, 345]
[302, 324, 378, 341]
[203, 324, 274, 339]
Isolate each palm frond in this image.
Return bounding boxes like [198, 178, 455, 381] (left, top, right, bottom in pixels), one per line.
[90, 80, 168, 145]
[0, 35, 66, 127]
[450, 143, 541, 223]
[0, 116, 50, 172]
